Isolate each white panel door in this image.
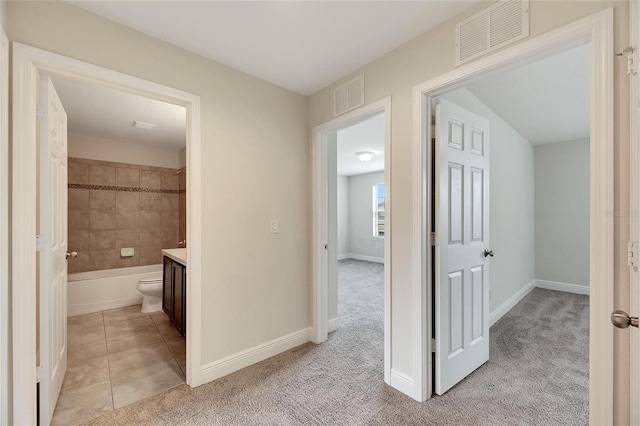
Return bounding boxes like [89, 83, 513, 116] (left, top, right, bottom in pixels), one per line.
[39, 75, 68, 425]
[435, 98, 490, 395]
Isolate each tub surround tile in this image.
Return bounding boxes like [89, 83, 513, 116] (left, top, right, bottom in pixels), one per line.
[89, 190, 116, 211]
[115, 251, 140, 268]
[89, 210, 116, 230]
[162, 211, 179, 229]
[68, 251, 90, 273]
[72, 158, 103, 165]
[116, 211, 140, 230]
[89, 230, 116, 251]
[51, 380, 113, 426]
[102, 161, 129, 169]
[116, 191, 140, 211]
[69, 230, 89, 251]
[140, 192, 162, 210]
[161, 172, 179, 190]
[89, 165, 116, 186]
[116, 168, 140, 188]
[139, 211, 162, 229]
[115, 229, 139, 248]
[89, 249, 117, 271]
[68, 163, 89, 185]
[139, 229, 162, 247]
[140, 170, 162, 189]
[69, 210, 90, 232]
[161, 228, 179, 249]
[69, 188, 89, 210]
[140, 247, 163, 266]
[161, 193, 179, 211]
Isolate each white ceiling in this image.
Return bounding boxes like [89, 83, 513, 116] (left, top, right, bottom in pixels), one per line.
[68, 0, 479, 96]
[50, 74, 186, 149]
[465, 44, 590, 145]
[337, 113, 384, 177]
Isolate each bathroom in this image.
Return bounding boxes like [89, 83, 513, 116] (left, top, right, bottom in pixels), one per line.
[50, 74, 189, 424]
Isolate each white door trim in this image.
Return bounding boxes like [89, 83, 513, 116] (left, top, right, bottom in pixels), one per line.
[0, 26, 9, 426]
[412, 9, 614, 424]
[11, 42, 203, 423]
[628, 0, 639, 423]
[311, 96, 391, 384]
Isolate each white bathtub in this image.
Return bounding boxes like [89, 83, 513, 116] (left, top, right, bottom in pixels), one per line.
[67, 264, 163, 317]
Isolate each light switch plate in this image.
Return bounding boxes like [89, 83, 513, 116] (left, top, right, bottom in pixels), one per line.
[270, 219, 279, 234]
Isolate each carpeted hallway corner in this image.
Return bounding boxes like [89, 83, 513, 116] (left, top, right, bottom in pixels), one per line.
[85, 259, 588, 425]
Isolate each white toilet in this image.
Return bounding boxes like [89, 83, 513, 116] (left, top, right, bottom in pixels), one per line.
[136, 273, 163, 313]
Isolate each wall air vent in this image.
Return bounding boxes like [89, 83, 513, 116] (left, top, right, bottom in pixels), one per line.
[333, 75, 364, 117]
[455, 0, 529, 66]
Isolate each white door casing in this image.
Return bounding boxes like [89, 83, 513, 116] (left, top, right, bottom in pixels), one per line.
[435, 98, 490, 395]
[38, 75, 68, 425]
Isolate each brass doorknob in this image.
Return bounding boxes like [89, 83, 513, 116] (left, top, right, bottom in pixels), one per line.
[611, 310, 639, 329]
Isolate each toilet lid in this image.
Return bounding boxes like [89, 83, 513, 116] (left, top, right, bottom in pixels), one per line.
[139, 278, 163, 285]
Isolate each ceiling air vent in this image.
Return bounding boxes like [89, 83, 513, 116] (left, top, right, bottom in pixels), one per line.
[333, 75, 364, 117]
[455, 0, 529, 66]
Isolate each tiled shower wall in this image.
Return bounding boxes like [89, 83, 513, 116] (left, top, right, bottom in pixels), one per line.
[67, 157, 182, 274]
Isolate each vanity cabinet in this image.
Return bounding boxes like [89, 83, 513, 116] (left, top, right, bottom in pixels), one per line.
[163, 256, 187, 337]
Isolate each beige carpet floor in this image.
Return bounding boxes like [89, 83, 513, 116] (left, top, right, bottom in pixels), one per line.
[84, 259, 588, 425]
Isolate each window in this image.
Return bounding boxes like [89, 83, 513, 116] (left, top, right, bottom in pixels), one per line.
[372, 184, 385, 238]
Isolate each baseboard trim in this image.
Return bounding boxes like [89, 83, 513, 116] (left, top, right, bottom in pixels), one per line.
[67, 296, 143, 317]
[328, 317, 340, 333]
[535, 279, 590, 295]
[389, 369, 415, 397]
[340, 253, 384, 264]
[489, 279, 536, 327]
[200, 328, 311, 384]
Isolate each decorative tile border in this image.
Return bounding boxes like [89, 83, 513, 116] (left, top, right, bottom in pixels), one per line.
[68, 183, 184, 194]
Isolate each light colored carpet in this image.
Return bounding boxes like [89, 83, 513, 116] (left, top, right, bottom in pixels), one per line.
[84, 260, 588, 425]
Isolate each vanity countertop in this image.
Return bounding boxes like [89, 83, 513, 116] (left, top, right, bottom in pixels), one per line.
[161, 248, 187, 265]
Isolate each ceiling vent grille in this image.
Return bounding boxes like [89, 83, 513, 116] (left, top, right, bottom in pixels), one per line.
[455, 0, 529, 66]
[333, 75, 364, 117]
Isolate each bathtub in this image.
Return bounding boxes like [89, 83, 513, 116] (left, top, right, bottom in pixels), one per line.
[67, 264, 162, 317]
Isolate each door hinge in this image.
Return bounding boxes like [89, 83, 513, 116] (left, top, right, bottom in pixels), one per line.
[36, 365, 45, 383]
[36, 234, 45, 252]
[616, 47, 637, 76]
[324, 244, 328, 250]
[431, 338, 436, 352]
[430, 232, 439, 246]
[36, 104, 46, 121]
[628, 242, 638, 267]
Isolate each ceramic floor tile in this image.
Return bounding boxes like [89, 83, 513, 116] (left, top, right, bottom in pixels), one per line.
[104, 315, 155, 339]
[67, 311, 103, 329]
[67, 324, 106, 350]
[150, 311, 183, 340]
[51, 380, 113, 426]
[165, 335, 186, 374]
[106, 325, 164, 354]
[108, 340, 177, 378]
[61, 354, 110, 392]
[102, 304, 149, 325]
[110, 358, 184, 409]
[67, 338, 108, 366]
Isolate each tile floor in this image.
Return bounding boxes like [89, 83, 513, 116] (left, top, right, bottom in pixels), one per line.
[51, 305, 186, 425]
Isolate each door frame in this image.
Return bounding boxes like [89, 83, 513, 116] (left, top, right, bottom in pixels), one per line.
[311, 96, 391, 384]
[11, 43, 203, 423]
[412, 8, 614, 423]
[629, 0, 639, 423]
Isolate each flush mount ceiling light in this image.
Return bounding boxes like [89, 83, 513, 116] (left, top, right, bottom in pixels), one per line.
[356, 151, 374, 162]
[132, 120, 157, 130]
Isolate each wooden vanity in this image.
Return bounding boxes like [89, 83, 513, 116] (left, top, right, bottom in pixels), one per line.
[162, 248, 187, 337]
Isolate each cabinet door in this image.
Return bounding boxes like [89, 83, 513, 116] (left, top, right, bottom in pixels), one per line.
[181, 265, 187, 336]
[172, 261, 184, 332]
[162, 257, 173, 316]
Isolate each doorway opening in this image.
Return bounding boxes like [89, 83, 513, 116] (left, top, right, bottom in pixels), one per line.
[38, 72, 189, 425]
[311, 97, 391, 385]
[412, 8, 613, 422]
[428, 42, 590, 421]
[12, 43, 203, 424]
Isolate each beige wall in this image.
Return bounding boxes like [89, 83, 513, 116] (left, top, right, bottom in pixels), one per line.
[309, 1, 629, 421]
[7, 0, 310, 367]
[69, 133, 181, 169]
